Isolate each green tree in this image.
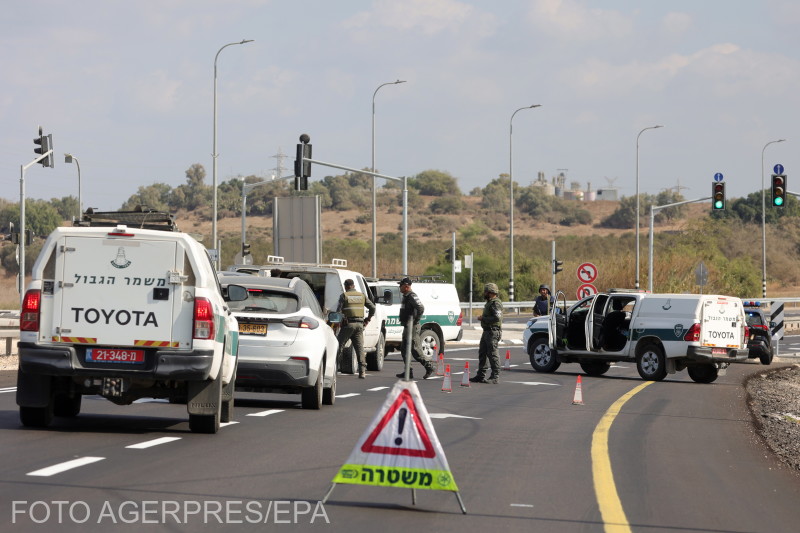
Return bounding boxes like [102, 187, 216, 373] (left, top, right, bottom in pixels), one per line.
[122, 183, 172, 212]
[409, 170, 461, 196]
[480, 175, 511, 211]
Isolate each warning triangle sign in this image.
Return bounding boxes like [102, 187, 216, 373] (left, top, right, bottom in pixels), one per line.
[330, 380, 458, 492]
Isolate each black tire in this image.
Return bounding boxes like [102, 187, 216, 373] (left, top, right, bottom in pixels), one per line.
[687, 364, 719, 384]
[420, 328, 441, 362]
[366, 333, 385, 371]
[636, 343, 667, 381]
[580, 360, 611, 376]
[759, 349, 773, 366]
[528, 337, 561, 373]
[54, 394, 82, 418]
[339, 342, 357, 375]
[302, 372, 323, 410]
[323, 365, 337, 406]
[20, 404, 54, 428]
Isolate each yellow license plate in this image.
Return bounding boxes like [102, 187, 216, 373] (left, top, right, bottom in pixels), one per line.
[240, 323, 268, 335]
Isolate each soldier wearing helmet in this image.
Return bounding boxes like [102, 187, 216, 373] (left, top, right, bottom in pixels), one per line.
[533, 284, 554, 317]
[471, 282, 503, 384]
[395, 277, 435, 380]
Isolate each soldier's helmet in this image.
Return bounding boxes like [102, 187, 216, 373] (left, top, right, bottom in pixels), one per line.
[539, 284, 550, 292]
[400, 277, 413, 286]
[484, 283, 499, 294]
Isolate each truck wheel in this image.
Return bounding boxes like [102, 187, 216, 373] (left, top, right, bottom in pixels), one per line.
[580, 361, 611, 376]
[420, 328, 441, 362]
[54, 394, 82, 417]
[339, 342, 357, 375]
[323, 366, 337, 406]
[636, 343, 667, 381]
[687, 365, 719, 384]
[20, 404, 54, 428]
[302, 372, 323, 410]
[759, 349, 773, 366]
[366, 333, 385, 371]
[529, 337, 561, 373]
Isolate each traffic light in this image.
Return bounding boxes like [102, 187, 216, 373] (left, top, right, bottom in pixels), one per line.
[242, 242, 251, 257]
[294, 134, 312, 191]
[33, 127, 54, 168]
[553, 259, 564, 275]
[772, 174, 787, 207]
[443, 247, 454, 262]
[712, 181, 726, 210]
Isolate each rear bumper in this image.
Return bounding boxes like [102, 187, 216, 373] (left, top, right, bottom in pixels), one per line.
[235, 359, 317, 392]
[686, 345, 749, 364]
[18, 342, 216, 381]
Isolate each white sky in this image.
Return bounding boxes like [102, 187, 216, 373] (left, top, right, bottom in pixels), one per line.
[1, 0, 797, 209]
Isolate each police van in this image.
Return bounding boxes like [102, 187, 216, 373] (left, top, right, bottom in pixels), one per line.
[523, 290, 749, 383]
[367, 278, 463, 360]
[228, 256, 388, 373]
[16, 210, 248, 433]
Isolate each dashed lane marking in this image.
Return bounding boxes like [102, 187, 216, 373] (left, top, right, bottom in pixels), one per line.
[27, 457, 105, 477]
[126, 437, 182, 449]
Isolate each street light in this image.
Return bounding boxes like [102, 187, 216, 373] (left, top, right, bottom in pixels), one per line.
[761, 138, 786, 297]
[371, 79, 406, 278]
[635, 124, 663, 290]
[509, 104, 541, 302]
[64, 153, 81, 220]
[212, 38, 254, 268]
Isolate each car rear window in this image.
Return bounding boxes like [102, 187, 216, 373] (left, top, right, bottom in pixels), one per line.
[745, 311, 765, 327]
[231, 289, 299, 314]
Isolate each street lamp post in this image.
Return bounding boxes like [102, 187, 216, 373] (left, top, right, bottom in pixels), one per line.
[761, 138, 786, 298]
[371, 79, 406, 278]
[64, 153, 81, 220]
[212, 38, 253, 268]
[635, 124, 663, 290]
[509, 104, 541, 302]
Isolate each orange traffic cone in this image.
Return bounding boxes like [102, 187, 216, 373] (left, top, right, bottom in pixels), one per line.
[572, 375, 584, 405]
[436, 353, 445, 376]
[503, 349, 512, 370]
[461, 361, 470, 387]
[441, 364, 452, 392]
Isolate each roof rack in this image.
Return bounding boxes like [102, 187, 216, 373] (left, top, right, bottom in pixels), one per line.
[377, 274, 445, 283]
[262, 255, 349, 269]
[74, 207, 179, 232]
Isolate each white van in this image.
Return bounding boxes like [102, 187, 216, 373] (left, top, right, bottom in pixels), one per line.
[368, 278, 463, 360]
[16, 210, 248, 433]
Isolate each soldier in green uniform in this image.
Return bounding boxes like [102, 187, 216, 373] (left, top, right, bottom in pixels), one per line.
[336, 279, 376, 379]
[471, 282, 503, 384]
[395, 277, 436, 380]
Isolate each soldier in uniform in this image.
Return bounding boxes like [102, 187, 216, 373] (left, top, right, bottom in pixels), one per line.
[533, 284, 554, 316]
[471, 282, 503, 384]
[395, 277, 435, 380]
[336, 279, 376, 379]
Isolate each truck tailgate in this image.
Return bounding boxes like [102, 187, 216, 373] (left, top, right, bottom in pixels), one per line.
[700, 297, 743, 348]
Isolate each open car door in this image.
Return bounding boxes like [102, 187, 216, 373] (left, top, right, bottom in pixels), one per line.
[549, 290, 568, 349]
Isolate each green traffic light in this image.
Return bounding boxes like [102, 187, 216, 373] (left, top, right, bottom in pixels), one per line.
[714, 200, 724, 209]
[774, 197, 784, 206]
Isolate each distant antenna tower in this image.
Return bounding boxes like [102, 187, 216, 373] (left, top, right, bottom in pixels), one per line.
[271, 147, 290, 180]
[604, 177, 618, 189]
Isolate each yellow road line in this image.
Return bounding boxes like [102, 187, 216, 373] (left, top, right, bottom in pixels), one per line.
[592, 381, 652, 533]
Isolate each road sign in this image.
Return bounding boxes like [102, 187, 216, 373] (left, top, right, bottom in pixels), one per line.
[576, 262, 598, 283]
[577, 283, 598, 299]
[714, 172, 723, 182]
[774, 164, 784, 175]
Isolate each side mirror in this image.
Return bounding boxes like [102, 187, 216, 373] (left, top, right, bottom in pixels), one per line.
[769, 321, 776, 329]
[328, 311, 344, 325]
[224, 284, 248, 302]
[383, 289, 393, 305]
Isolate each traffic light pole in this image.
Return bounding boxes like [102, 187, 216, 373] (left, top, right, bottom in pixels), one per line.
[299, 155, 409, 276]
[19, 151, 53, 306]
[647, 196, 710, 292]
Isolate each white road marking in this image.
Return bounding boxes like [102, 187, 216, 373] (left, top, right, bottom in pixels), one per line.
[27, 457, 105, 477]
[126, 437, 182, 449]
[428, 413, 482, 420]
[336, 393, 360, 399]
[246, 409, 285, 417]
[0, 386, 16, 394]
[133, 398, 169, 403]
[367, 387, 389, 391]
[220, 421, 239, 428]
[506, 381, 560, 386]
[510, 503, 534, 508]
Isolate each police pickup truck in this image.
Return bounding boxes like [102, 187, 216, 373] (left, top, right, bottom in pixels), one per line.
[16, 210, 248, 433]
[524, 290, 749, 383]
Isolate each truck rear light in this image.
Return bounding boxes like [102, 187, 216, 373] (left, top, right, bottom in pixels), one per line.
[457, 311, 463, 326]
[282, 316, 319, 329]
[193, 297, 215, 340]
[683, 323, 701, 342]
[20, 289, 41, 332]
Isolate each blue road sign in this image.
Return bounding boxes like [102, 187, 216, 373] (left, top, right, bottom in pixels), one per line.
[774, 164, 784, 174]
[714, 172, 723, 181]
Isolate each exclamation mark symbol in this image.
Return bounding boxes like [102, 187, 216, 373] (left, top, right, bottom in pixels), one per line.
[395, 408, 407, 446]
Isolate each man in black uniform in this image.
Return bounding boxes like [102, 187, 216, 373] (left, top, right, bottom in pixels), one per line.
[395, 277, 435, 380]
[471, 282, 503, 384]
[336, 279, 376, 379]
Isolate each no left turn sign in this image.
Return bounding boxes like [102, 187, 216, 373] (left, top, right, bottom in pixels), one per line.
[577, 262, 598, 283]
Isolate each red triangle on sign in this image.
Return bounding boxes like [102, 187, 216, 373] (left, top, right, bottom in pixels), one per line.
[360, 389, 436, 458]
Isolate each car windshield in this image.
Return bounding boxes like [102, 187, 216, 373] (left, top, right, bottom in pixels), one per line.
[230, 288, 299, 314]
[745, 311, 765, 327]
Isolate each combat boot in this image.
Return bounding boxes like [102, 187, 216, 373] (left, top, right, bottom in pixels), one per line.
[486, 374, 499, 384]
[396, 369, 413, 379]
[469, 375, 487, 383]
[422, 366, 435, 379]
